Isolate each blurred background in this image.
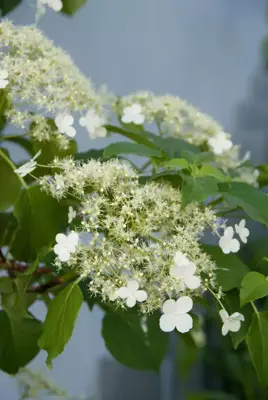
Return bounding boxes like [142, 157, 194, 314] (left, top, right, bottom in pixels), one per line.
[1, 0, 268, 398]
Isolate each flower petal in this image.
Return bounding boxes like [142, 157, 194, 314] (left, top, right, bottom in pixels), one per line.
[55, 233, 67, 244]
[222, 323, 229, 336]
[162, 299, 177, 314]
[228, 319, 241, 333]
[224, 226, 234, 239]
[230, 239, 240, 253]
[117, 286, 130, 299]
[219, 309, 229, 323]
[126, 295, 136, 308]
[159, 314, 176, 332]
[79, 116, 87, 127]
[170, 265, 184, 278]
[176, 296, 193, 314]
[136, 290, 148, 302]
[66, 126, 76, 138]
[67, 231, 79, 246]
[133, 114, 145, 125]
[127, 279, 139, 292]
[184, 275, 201, 290]
[64, 115, 74, 126]
[58, 248, 70, 262]
[183, 262, 197, 277]
[230, 312, 244, 321]
[175, 313, 193, 333]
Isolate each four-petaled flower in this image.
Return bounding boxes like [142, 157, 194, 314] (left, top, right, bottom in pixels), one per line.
[235, 219, 250, 244]
[55, 113, 76, 138]
[14, 150, 41, 177]
[40, 0, 63, 12]
[219, 226, 240, 254]
[170, 251, 201, 290]
[116, 280, 148, 308]
[208, 131, 233, 155]
[219, 309, 244, 336]
[121, 104, 145, 125]
[159, 296, 193, 333]
[68, 206, 76, 224]
[54, 231, 79, 262]
[0, 69, 8, 88]
[79, 109, 106, 138]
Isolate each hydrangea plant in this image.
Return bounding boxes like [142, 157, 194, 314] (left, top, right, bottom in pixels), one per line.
[1, 5, 268, 395]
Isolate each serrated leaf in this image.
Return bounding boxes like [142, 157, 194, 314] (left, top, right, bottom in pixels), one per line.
[11, 186, 67, 261]
[38, 282, 83, 366]
[102, 311, 169, 371]
[0, 148, 21, 212]
[150, 136, 200, 160]
[246, 311, 268, 385]
[103, 142, 163, 159]
[199, 165, 227, 181]
[0, 310, 41, 374]
[203, 245, 249, 291]
[240, 272, 268, 307]
[219, 182, 268, 226]
[181, 176, 219, 206]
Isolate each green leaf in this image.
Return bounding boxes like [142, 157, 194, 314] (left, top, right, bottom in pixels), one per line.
[223, 290, 252, 348]
[176, 333, 198, 379]
[240, 272, 268, 307]
[246, 311, 268, 385]
[0, 310, 41, 374]
[199, 165, 227, 181]
[75, 149, 104, 161]
[0, 149, 21, 212]
[219, 182, 268, 226]
[2, 137, 34, 156]
[165, 158, 189, 170]
[0, 277, 14, 294]
[102, 311, 169, 371]
[103, 142, 163, 159]
[0, 213, 18, 246]
[203, 245, 249, 291]
[38, 282, 83, 366]
[11, 186, 67, 261]
[79, 279, 95, 310]
[188, 392, 238, 400]
[61, 0, 86, 14]
[0, 0, 22, 15]
[105, 125, 156, 148]
[150, 136, 200, 160]
[181, 176, 219, 206]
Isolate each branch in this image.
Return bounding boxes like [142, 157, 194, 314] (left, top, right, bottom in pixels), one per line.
[27, 277, 64, 293]
[0, 259, 53, 275]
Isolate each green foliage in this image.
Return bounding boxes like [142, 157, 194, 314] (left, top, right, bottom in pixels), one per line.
[203, 246, 249, 291]
[165, 158, 189, 170]
[219, 182, 268, 226]
[246, 311, 268, 385]
[0, 0, 22, 15]
[0, 149, 22, 212]
[240, 272, 268, 307]
[103, 141, 163, 159]
[176, 332, 199, 379]
[102, 311, 169, 371]
[0, 212, 18, 246]
[188, 392, 238, 400]
[38, 282, 83, 367]
[0, 310, 41, 374]
[61, 0, 86, 15]
[11, 186, 68, 261]
[181, 176, 219, 206]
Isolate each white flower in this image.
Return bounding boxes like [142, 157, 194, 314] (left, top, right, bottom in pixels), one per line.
[68, 206, 76, 224]
[208, 131, 233, 155]
[121, 104, 145, 125]
[235, 219, 250, 244]
[40, 0, 63, 12]
[55, 114, 76, 138]
[116, 280, 148, 308]
[219, 226, 240, 254]
[14, 150, 41, 177]
[170, 251, 201, 290]
[159, 297, 193, 333]
[79, 109, 106, 138]
[54, 231, 79, 262]
[0, 69, 8, 88]
[219, 309, 244, 336]
[54, 174, 65, 190]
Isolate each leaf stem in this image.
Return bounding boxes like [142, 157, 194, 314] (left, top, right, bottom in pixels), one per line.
[0, 148, 27, 189]
[206, 285, 225, 310]
[0, 133, 28, 141]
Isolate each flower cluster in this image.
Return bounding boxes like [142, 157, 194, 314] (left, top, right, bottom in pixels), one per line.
[40, 157, 219, 329]
[114, 91, 259, 185]
[219, 219, 250, 254]
[0, 21, 107, 148]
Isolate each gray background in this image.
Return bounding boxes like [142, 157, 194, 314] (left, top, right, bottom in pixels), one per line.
[1, 0, 268, 398]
